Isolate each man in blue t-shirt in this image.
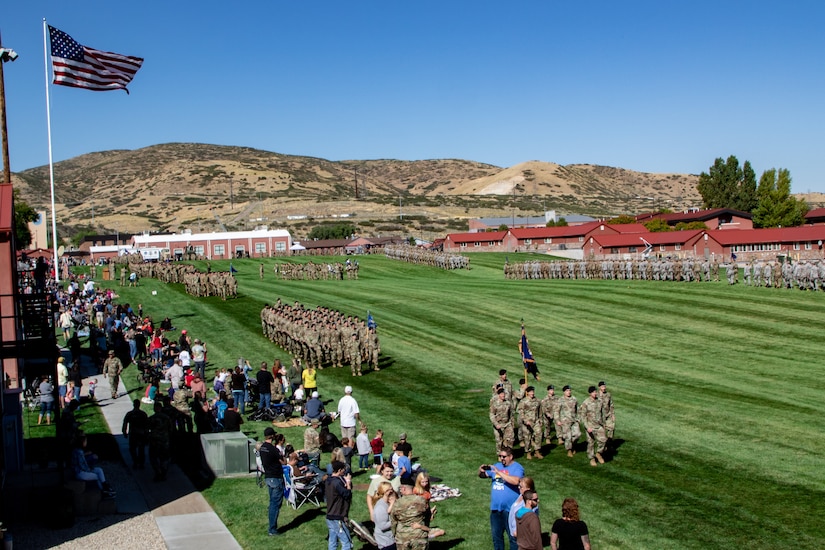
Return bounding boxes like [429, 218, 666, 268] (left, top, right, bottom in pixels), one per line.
[478, 446, 524, 550]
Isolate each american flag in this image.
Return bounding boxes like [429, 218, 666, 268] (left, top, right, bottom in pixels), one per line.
[48, 26, 143, 93]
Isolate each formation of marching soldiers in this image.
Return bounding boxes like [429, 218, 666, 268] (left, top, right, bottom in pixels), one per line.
[737, 258, 825, 290]
[260, 299, 380, 376]
[489, 371, 615, 467]
[506, 256, 825, 290]
[117, 256, 238, 299]
[385, 244, 470, 269]
[273, 259, 359, 280]
[505, 258, 721, 281]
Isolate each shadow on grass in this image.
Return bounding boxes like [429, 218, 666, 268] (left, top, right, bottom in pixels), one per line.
[430, 537, 466, 549]
[277, 506, 326, 533]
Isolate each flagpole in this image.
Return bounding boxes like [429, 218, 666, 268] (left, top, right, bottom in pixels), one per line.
[42, 19, 60, 282]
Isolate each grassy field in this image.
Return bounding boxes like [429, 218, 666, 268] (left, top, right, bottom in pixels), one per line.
[106, 253, 825, 549]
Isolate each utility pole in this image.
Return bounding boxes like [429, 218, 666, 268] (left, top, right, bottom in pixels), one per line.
[354, 167, 358, 199]
[0, 34, 19, 185]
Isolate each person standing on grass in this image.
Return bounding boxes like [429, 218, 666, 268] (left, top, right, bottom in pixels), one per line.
[37, 376, 55, 425]
[148, 401, 173, 482]
[326, 460, 353, 550]
[579, 386, 607, 467]
[555, 385, 579, 458]
[515, 490, 542, 550]
[56, 357, 69, 408]
[550, 498, 591, 550]
[260, 427, 285, 536]
[479, 446, 523, 550]
[257, 362, 274, 410]
[337, 385, 361, 441]
[598, 381, 615, 450]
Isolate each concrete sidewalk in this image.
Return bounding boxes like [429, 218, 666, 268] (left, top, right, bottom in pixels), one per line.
[92, 375, 241, 550]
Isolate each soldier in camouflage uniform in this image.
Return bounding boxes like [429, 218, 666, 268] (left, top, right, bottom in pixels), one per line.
[489, 387, 514, 452]
[579, 385, 607, 467]
[348, 332, 362, 376]
[512, 378, 527, 447]
[492, 370, 513, 403]
[103, 350, 124, 400]
[554, 385, 579, 457]
[598, 380, 615, 450]
[516, 386, 543, 459]
[540, 384, 559, 445]
[392, 480, 432, 550]
[367, 326, 381, 371]
[148, 401, 173, 481]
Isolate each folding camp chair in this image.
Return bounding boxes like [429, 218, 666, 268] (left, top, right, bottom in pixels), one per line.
[283, 465, 323, 509]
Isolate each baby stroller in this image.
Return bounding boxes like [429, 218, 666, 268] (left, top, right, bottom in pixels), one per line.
[136, 358, 161, 384]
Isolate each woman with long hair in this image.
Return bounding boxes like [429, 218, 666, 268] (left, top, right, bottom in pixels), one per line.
[372, 481, 397, 550]
[550, 497, 591, 550]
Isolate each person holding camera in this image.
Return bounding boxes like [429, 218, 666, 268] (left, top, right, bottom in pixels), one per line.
[479, 446, 523, 550]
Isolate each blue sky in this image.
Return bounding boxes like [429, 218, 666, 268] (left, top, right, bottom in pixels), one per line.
[3, 1, 824, 193]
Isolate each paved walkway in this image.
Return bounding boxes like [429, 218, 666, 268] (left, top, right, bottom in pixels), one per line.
[93, 375, 241, 550]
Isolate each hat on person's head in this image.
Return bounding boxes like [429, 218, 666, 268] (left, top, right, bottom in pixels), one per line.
[311, 418, 320, 426]
[598, 381, 606, 387]
[562, 385, 571, 391]
[311, 391, 319, 398]
[108, 350, 115, 355]
[399, 432, 407, 440]
[181, 330, 187, 334]
[264, 427, 276, 438]
[547, 384, 554, 390]
[344, 385, 352, 394]
[496, 387, 505, 395]
[588, 385, 597, 394]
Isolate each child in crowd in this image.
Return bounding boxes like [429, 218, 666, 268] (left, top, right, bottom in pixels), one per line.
[356, 425, 371, 471]
[87, 378, 98, 401]
[390, 441, 400, 473]
[340, 437, 355, 471]
[370, 430, 384, 469]
[370, 429, 385, 467]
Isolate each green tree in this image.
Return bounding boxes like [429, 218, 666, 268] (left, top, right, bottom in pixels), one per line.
[607, 215, 637, 224]
[307, 223, 357, 240]
[674, 221, 709, 231]
[498, 224, 510, 231]
[545, 217, 568, 227]
[696, 155, 758, 211]
[751, 168, 808, 228]
[644, 218, 673, 232]
[13, 189, 38, 249]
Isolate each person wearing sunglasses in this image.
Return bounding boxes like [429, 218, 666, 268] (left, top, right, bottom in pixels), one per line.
[515, 490, 542, 550]
[478, 447, 524, 550]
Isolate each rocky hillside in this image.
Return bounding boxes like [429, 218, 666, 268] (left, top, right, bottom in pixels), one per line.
[11, 143, 703, 240]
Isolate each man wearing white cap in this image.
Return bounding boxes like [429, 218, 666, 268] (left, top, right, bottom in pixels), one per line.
[337, 386, 361, 441]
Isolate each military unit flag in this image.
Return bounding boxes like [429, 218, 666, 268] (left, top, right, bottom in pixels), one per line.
[520, 322, 540, 381]
[48, 25, 143, 93]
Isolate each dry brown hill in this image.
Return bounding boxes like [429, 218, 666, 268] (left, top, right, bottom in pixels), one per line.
[11, 143, 704, 240]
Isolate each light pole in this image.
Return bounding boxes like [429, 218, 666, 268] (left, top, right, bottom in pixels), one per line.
[0, 36, 20, 184]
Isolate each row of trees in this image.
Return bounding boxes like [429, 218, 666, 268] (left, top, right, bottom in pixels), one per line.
[697, 155, 808, 228]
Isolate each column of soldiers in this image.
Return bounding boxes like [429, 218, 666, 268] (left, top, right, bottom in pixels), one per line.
[385, 244, 470, 269]
[490, 371, 615, 467]
[260, 299, 380, 376]
[506, 256, 825, 290]
[504, 258, 721, 282]
[120, 257, 238, 299]
[272, 259, 360, 280]
[736, 258, 825, 290]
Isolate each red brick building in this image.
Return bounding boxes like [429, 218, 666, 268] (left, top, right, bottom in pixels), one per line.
[132, 228, 292, 259]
